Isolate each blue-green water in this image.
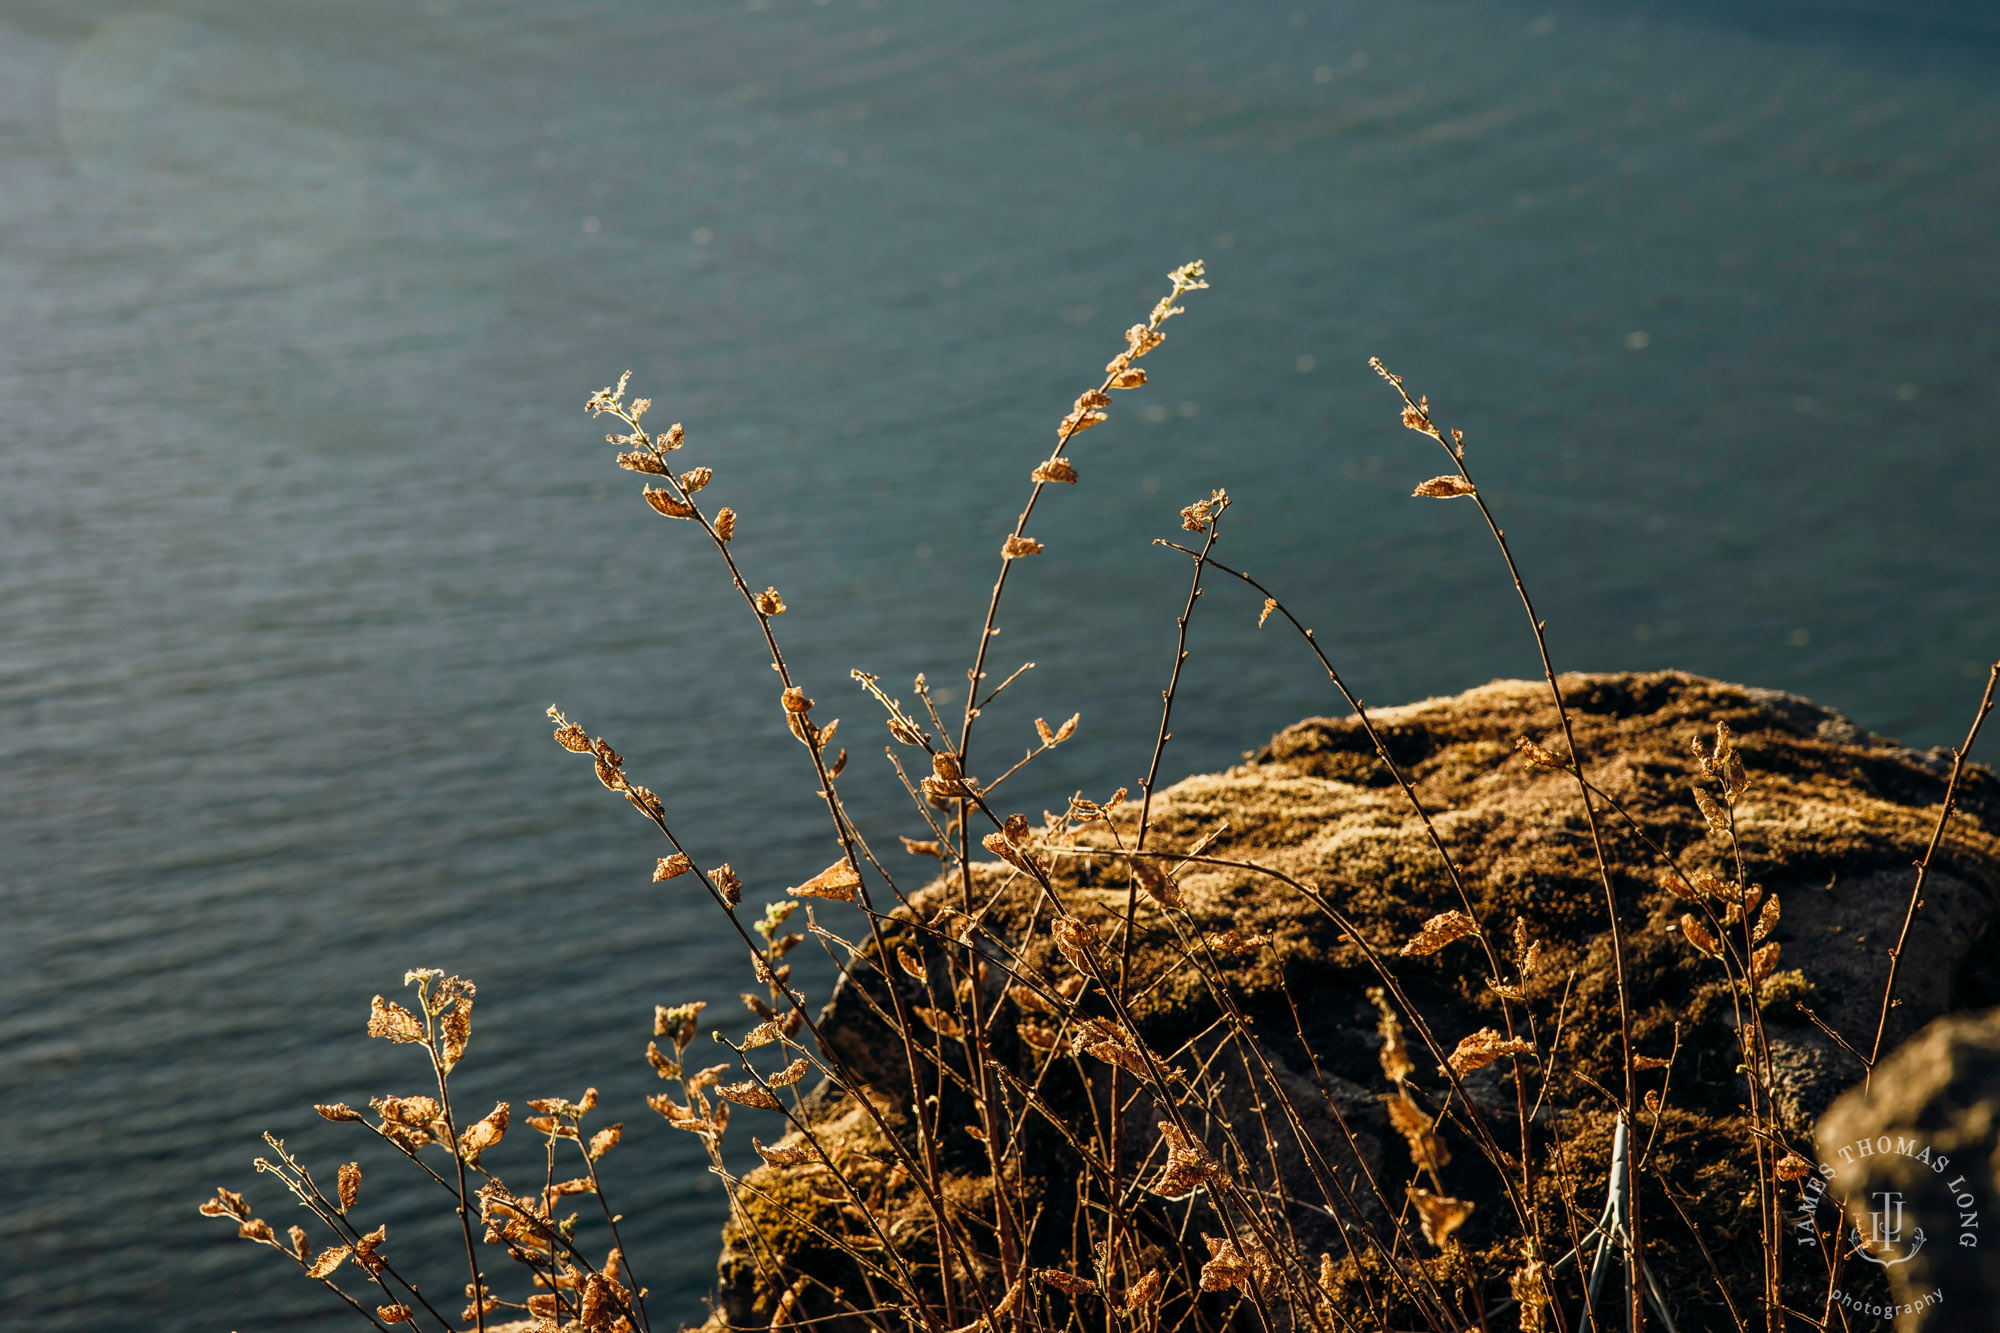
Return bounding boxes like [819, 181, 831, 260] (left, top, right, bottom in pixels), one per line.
[2, 1, 1995, 1327]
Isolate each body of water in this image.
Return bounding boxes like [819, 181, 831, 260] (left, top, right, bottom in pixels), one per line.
[2, 0, 1996, 1327]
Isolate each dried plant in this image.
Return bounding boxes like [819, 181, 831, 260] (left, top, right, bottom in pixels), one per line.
[202, 259, 2000, 1333]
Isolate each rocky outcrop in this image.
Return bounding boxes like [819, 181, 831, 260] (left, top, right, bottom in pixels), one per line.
[701, 672, 2000, 1331]
[1816, 1009, 2000, 1331]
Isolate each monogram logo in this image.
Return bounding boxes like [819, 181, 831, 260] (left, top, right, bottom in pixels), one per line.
[1852, 1189, 1925, 1267]
[1798, 1135, 1981, 1321]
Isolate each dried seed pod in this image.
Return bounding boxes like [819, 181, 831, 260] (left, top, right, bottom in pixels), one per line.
[1111, 368, 1148, 389]
[587, 1124, 622, 1159]
[1632, 1055, 1669, 1071]
[898, 836, 942, 859]
[714, 507, 736, 542]
[1401, 910, 1478, 957]
[654, 853, 694, 882]
[1751, 941, 1782, 984]
[782, 686, 813, 714]
[1258, 597, 1277, 628]
[710, 865, 743, 907]
[615, 452, 669, 475]
[1411, 475, 1477, 498]
[1032, 457, 1079, 484]
[1002, 535, 1044, 559]
[376, 1305, 414, 1325]
[754, 587, 786, 616]
[336, 1162, 362, 1212]
[679, 466, 713, 494]
[314, 1102, 362, 1123]
[1775, 1152, 1815, 1181]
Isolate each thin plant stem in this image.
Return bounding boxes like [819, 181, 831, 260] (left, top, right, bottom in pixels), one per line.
[1864, 661, 1999, 1083]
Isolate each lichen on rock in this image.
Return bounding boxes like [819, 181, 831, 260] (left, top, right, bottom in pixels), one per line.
[699, 671, 2000, 1331]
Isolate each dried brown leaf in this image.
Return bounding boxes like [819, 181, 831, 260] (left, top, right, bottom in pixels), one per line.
[1445, 1028, 1536, 1076]
[753, 1136, 811, 1167]
[791, 859, 860, 903]
[1751, 941, 1782, 985]
[366, 996, 424, 1044]
[458, 1103, 509, 1164]
[642, 486, 697, 519]
[1408, 1188, 1474, 1248]
[1679, 914, 1721, 956]
[717, 1081, 782, 1111]
[1037, 1269, 1099, 1296]
[306, 1245, 351, 1279]
[1401, 910, 1478, 957]
[1754, 894, 1781, 944]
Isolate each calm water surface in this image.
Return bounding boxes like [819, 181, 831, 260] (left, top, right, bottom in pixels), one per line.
[2, 0, 1996, 1327]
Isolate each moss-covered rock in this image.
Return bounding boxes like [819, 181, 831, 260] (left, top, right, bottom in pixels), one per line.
[699, 672, 2000, 1331]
